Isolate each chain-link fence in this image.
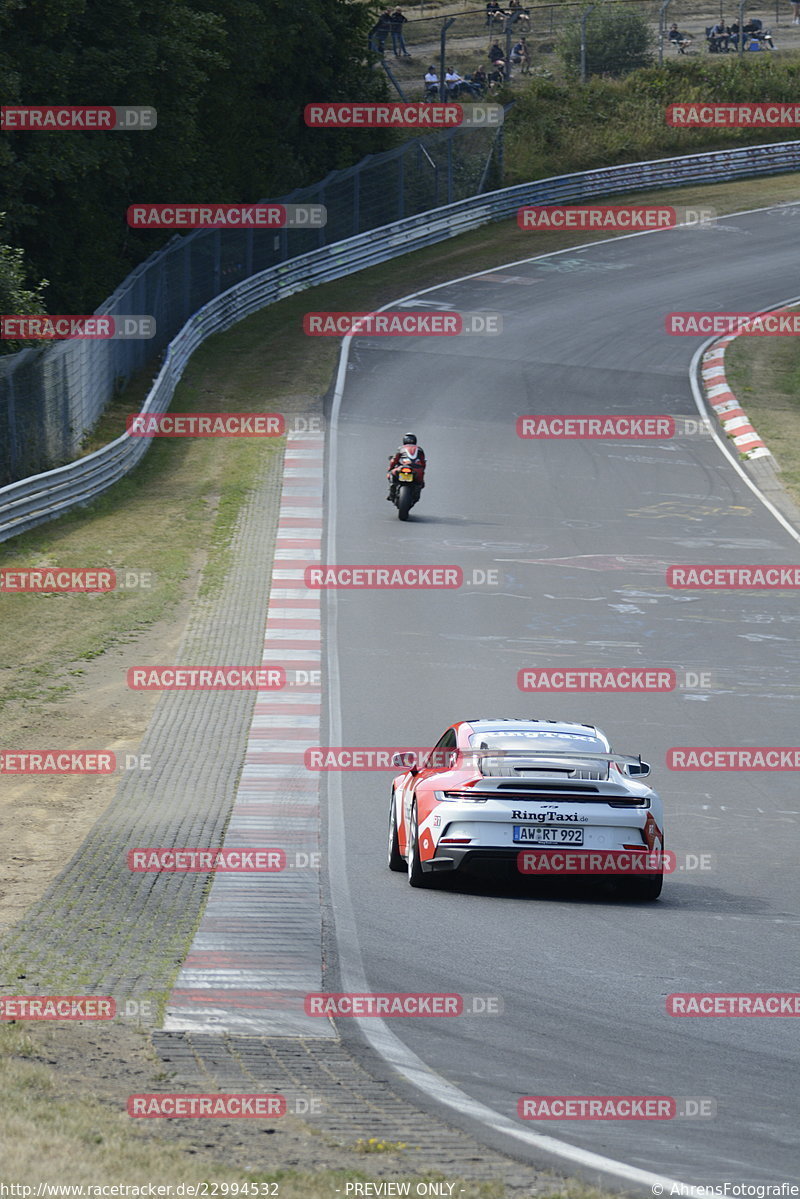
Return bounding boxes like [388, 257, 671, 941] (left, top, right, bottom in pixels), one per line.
[379, 0, 791, 93]
[0, 120, 503, 486]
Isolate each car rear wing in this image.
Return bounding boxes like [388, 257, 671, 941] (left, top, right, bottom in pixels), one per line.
[393, 748, 651, 777]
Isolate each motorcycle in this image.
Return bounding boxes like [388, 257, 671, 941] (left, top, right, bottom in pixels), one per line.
[388, 453, 424, 521]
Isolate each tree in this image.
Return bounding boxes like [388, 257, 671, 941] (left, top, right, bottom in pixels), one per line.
[0, 0, 388, 312]
[0, 215, 48, 355]
[559, 4, 655, 79]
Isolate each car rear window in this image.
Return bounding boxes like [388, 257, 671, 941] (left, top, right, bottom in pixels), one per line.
[468, 731, 608, 754]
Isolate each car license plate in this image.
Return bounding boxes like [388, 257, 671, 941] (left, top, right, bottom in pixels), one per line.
[513, 825, 584, 845]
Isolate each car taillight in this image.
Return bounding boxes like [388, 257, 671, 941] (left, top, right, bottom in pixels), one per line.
[434, 791, 488, 803]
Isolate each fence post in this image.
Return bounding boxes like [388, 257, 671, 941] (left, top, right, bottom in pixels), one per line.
[213, 231, 221, 299]
[6, 374, 19, 481]
[658, 0, 673, 63]
[353, 168, 360, 236]
[440, 17, 455, 100]
[580, 4, 595, 83]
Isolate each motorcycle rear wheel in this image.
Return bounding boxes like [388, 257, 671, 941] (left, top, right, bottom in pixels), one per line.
[397, 483, 413, 521]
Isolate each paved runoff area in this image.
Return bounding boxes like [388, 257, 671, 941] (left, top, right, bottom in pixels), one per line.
[164, 433, 330, 1036]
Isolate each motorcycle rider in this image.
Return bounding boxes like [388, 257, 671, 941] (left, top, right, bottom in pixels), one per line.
[387, 432, 426, 501]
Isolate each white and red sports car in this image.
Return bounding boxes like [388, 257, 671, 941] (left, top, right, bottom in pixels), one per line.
[388, 718, 665, 900]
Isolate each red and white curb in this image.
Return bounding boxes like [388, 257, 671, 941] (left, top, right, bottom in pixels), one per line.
[700, 338, 771, 461]
[164, 431, 331, 1036]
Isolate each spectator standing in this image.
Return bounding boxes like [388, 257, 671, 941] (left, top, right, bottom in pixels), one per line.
[369, 10, 392, 55]
[390, 8, 411, 57]
[792, 0, 800, 24]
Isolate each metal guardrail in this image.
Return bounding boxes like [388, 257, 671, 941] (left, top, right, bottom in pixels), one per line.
[2, 139, 800, 543]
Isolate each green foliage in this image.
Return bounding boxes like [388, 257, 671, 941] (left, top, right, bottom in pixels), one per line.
[0, 0, 388, 312]
[506, 60, 800, 184]
[0, 214, 48, 355]
[558, 4, 655, 78]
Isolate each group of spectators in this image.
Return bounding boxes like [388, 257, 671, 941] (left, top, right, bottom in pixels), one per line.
[369, 8, 411, 57]
[485, 0, 530, 27]
[668, 16, 775, 52]
[424, 65, 489, 98]
[423, 37, 530, 98]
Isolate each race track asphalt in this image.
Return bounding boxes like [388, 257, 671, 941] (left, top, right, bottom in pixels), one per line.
[323, 206, 800, 1184]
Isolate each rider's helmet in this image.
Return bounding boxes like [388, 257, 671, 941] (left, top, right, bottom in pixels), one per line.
[402, 432, 417, 445]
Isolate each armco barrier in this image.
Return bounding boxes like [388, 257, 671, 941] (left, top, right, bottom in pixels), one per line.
[2, 140, 800, 542]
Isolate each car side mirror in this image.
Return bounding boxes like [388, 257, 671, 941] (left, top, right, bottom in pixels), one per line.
[626, 760, 651, 778]
[391, 751, 418, 773]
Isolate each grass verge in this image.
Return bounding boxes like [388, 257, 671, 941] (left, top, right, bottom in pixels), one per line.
[724, 325, 800, 505]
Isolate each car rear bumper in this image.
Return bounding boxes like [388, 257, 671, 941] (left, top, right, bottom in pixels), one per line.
[426, 845, 663, 877]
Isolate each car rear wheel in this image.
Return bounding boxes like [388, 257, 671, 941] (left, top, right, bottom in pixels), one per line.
[407, 804, 434, 888]
[617, 873, 663, 901]
[388, 791, 405, 872]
